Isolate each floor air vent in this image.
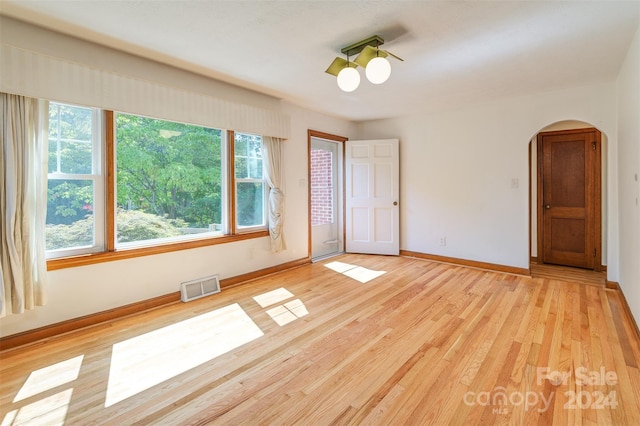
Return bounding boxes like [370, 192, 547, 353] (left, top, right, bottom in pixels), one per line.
[180, 275, 221, 302]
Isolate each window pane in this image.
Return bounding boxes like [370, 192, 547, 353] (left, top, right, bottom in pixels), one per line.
[48, 103, 93, 174]
[234, 137, 248, 160]
[115, 114, 223, 245]
[234, 132, 265, 230]
[48, 140, 92, 174]
[236, 182, 265, 227]
[311, 148, 334, 226]
[235, 156, 248, 179]
[46, 179, 94, 250]
[235, 133, 262, 179]
[249, 157, 263, 180]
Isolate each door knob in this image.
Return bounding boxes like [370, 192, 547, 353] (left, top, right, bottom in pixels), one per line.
[393, 201, 398, 206]
[545, 204, 551, 209]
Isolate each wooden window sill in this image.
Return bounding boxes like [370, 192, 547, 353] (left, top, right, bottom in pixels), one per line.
[47, 230, 269, 271]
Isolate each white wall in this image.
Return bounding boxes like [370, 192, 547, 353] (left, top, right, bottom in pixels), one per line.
[616, 26, 640, 325]
[357, 83, 618, 275]
[0, 19, 356, 337]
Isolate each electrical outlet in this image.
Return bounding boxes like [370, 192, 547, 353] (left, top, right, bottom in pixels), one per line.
[439, 236, 446, 246]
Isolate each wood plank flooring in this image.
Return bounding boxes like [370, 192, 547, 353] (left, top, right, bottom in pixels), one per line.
[1, 254, 639, 425]
[530, 263, 607, 287]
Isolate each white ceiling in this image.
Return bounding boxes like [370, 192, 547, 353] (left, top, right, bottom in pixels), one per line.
[1, 1, 639, 121]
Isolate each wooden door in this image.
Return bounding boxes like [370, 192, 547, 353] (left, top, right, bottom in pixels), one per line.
[345, 139, 399, 255]
[537, 128, 601, 270]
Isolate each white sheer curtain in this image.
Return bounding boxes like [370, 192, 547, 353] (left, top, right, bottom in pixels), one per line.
[262, 136, 286, 252]
[0, 93, 48, 318]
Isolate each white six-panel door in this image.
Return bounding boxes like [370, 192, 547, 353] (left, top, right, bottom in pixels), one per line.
[345, 139, 399, 255]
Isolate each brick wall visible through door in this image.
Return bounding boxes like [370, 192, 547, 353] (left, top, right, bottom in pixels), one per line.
[310, 149, 333, 226]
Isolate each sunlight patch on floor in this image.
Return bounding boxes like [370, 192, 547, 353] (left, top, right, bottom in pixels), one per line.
[253, 287, 294, 308]
[105, 303, 263, 407]
[266, 299, 309, 326]
[2, 389, 73, 426]
[324, 261, 386, 283]
[323, 261, 355, 273]
[13, 355, 84, 403]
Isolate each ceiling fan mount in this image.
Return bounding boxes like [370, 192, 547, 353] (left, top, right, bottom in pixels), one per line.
[340, 35, 385, 57]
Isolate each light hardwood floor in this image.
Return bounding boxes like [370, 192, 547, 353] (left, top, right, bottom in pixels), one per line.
[530, 263, 607, 287]
[1, 254, 639, 425]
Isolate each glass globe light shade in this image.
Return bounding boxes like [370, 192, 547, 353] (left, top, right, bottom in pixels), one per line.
[365, 56, 391, 84]
[337, 66, 360, 92]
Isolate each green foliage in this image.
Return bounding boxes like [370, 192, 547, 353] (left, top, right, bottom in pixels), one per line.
[234, 133, 263, 179]
[235, 132, 265, 227]
[46, 180, 93, 226]
[237, 182, 264, 227]
[45, 216, 94, 251]
[116, 209, 186, 243]
[48, 103, 93, 174]
[45, 210, 188, 250]
[49, 103, 92, 141]
[115, 114, 222, 228]
[47, 103, 95, 227]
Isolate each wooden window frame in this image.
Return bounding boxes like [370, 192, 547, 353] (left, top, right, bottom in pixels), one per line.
[231, 131, 269, 234]
[46, 111, 268, 271]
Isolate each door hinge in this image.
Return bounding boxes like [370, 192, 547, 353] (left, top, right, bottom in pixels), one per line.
[592, 141, 597, 151]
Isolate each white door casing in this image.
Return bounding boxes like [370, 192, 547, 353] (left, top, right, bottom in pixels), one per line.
[345, 139, 399, 255]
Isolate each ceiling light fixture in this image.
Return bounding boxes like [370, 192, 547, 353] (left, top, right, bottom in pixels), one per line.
[366, 56, 391, 84]
[336, 54, 360, 92]
[325, 35, 403, 92]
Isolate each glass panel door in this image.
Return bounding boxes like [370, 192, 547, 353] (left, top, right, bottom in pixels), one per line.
[311, 138, 343, 260]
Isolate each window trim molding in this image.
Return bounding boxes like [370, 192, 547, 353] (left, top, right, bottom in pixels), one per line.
[105, 110, 116, 252]
[47, 230, 269, 271]
[232, 130, 269, 233]
[228, 130, 238, 233]
[45, 102, 105, 259]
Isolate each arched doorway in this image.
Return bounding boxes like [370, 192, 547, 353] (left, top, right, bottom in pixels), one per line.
[529, 120, 607, 273]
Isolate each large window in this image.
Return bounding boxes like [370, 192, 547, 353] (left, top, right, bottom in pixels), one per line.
[46, 102, 103, 258]
[115, 114, 225, 247]
[44, 104, 268, 266]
